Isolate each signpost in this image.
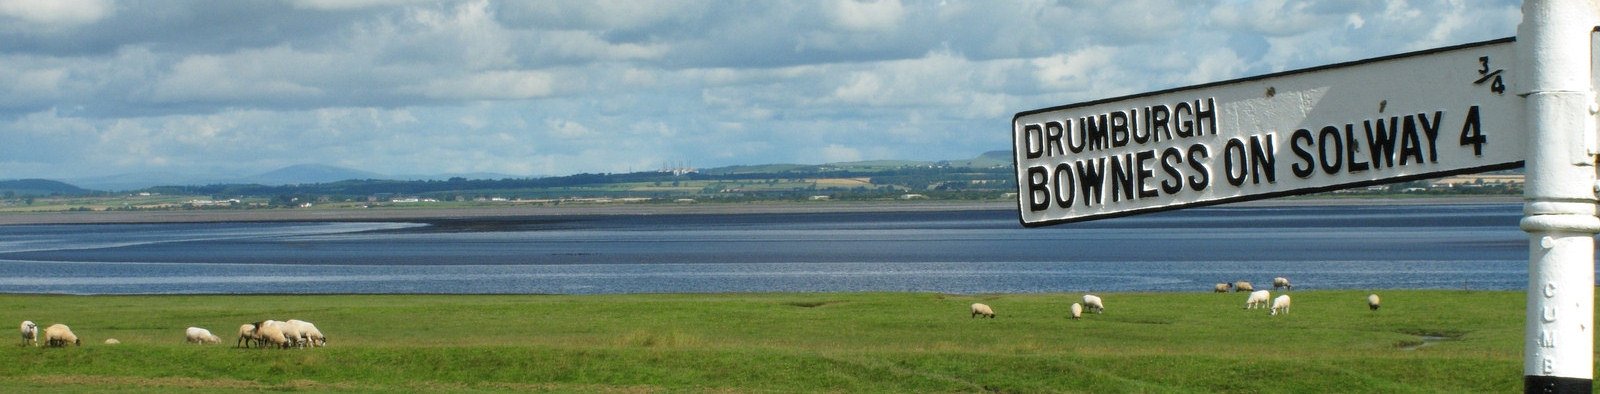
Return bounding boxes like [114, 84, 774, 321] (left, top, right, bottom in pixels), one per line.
[1013, 39, 1524, 227]
[1012, 1, 1595, 391]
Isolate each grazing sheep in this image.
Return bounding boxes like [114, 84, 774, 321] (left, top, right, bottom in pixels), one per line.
[286, 319, 325, 347]
[1233, 281, 1254, 292]
[185, 327, 221, 345]
[970, 303, 996, 318]
[103, 338, 120, 345]
[1245, 290, 1271, 309]
[1368, 294, 1381, 311]
[1082, 294, 1104, 313]
[43, 324, 79, 347]
[1070, 303, 1083, 319]
[1213, 283, 1231, 293]
[277, 320, 307, 348]
[1273, 277, 1292, 291]
[20, 320, 37, 347]
[1270, 295, 1292, 316]
[252, 320, 289, 349]
[236, 324, 256, 348]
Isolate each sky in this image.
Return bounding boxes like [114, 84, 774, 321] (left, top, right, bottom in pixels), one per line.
[0, 0, 1523, 183]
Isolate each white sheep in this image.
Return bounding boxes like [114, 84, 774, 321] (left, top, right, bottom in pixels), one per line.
[277, 320, 307, 348]
[970, 303, 995, 318]
[1213, 283, 1230, 293]
[286, 319, 325, 347]
[1082, 294, 1104, 313]
[236, 324, 256, 348]
[103, 338, 120, 345]
[253, 320, 289, 349]
[185, 327, 221, 345]
[1368, 294, 1381, 311]
[1070, 303, 1083, 319]
[1273, 277, 1292, 291]
[1270, 295, 1292, 316]
[1234, 281, 1254, 292]
[1244, 290, 1271, 309]
[20, 320, 37, 347]
[43, 324, 79, 347]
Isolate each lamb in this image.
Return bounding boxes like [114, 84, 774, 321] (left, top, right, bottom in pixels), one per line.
[1213, 283, 1230, 293]
[286, 319, 325, 347]
[1273, 277, 1292, 291]
[185, 327, 221, 345]
[20, 320, 36, 347]
[1244, 290, 1271, 309]
[970, 303, 995, 318]
[1270, 295, 1292, 316]
[43, 324, 79, 347]
[252, 320, 289, 349]
[1070, 303, 1083, 319]
[1368, 294, 1381, 311]
[1082, 294, 1104, 313]
[1233, 281, 1254, 292]
[236, 324, 256, 348]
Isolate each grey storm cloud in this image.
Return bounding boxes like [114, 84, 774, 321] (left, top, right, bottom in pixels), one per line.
[0, 0, 1521, 184]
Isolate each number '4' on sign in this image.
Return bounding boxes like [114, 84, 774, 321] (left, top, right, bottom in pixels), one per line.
[1475, 56, 1505, 94]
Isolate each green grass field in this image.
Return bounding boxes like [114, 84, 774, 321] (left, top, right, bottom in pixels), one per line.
[0, 290, 1584, 392]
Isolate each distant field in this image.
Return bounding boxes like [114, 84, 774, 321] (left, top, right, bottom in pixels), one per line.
[0, 290, 1572, 392]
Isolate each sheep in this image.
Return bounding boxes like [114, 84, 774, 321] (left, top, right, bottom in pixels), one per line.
[20, 320, 37, 347]
[252, 320, 289, 349]
[1233, 281, 1254, 292]
[1244, 290, 1271, 309]
[970, 303, 995, 318]
[43, 324, 79, 347]
[1070, 302, 1083, 319]
[1213, 283, 1231, 293]
[1270, 295, 1292, 316]
[103, 338, 120, 345]
[185, 327, 221, 345]
[1273, 277, 1292, 291]
[277, 320, 307, 348]
[286, 319, 325, 347]
[1368, 294, 1381, 311]
[1082, 294, 1104, 313]
[236, 324, 256, 348]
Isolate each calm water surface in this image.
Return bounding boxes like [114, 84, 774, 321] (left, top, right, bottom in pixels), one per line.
[0, 203, 1553, 294]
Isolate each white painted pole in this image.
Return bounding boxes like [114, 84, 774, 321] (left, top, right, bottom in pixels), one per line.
[1518, 0, 1598, 392]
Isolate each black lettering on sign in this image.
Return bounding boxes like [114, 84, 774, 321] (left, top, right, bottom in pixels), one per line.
[1109, 154, 1134, 202]
[1248, 134, 1276, 184]
[1045, 121, 1066, 158]
[1224, 138, 1248, 187]
[1460, 105, 1486, 156]
[1318, 126, 1343, 174]
[1026, 166, 1049, 212]
[1186, 144, 1210, 191]
[1135, 150, 1158, 198]
[1086, 114, 1109, 151]
[1076, 157, 1106, 206]
[1160, 147, 1184, 194]
[1364, 117, 1400, 169]
[1110, 111, 1130, 148]
[1344, 124, 1369, 173]
[1052, 163, 1075, 208]
[1290, 129, 1315, 178]
[1023, 124, 1044, 159]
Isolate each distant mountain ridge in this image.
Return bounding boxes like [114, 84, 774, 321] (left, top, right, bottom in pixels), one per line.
[51, 151, 1007, 191]
[0, 179, 96, 196]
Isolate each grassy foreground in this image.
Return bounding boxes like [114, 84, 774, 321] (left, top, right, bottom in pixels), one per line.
[0, 290, 1583, 392]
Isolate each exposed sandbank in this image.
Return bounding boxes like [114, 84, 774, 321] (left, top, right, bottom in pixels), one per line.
[0, 196, 1521, 225]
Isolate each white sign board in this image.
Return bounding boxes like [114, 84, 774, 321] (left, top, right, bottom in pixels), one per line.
[1013, 38, 1524, 226]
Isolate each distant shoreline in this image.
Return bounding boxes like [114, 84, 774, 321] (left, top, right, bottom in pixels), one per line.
[0, 196, 1522, 226]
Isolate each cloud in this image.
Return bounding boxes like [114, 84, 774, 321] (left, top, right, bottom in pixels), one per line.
[0, 1, 1528, 183]
[0, 0, 112, 27]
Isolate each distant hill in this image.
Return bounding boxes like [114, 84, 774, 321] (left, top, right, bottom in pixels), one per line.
[245, 164, 388, 185]
[0, 179, 96, 196]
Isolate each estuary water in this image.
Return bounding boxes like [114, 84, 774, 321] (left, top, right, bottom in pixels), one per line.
[0, 203, 1549, 295]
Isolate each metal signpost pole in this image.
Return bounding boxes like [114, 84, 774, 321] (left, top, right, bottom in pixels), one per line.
[1518, 0, 1598, 392]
